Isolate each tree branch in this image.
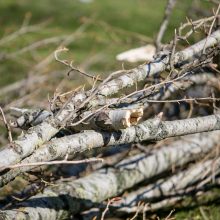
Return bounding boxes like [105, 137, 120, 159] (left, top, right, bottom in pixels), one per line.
[0, 131, 219, 219]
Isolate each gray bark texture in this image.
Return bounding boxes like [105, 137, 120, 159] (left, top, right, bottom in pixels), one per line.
[0, 131, 219, 219]
[9, 107, 52, 130]
[0, 119, 58, 171]
[11, 73, 216, 129]
[114, 158, 220, 213]
[0, 31, 219, 169]
[97, 30, 220, 97]
[82, 163, 220, 218]
[1, 114, 220, 187]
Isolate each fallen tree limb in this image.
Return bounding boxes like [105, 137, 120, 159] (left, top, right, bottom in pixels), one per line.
[82, 178, 220, 219]
[0, 30, 219, 171]
[0, 131, 219, 219]
[1, 113, 220, 185]
[9, 72, 217, 130]
[155, 0, 177, 50]
[10, 107, 144, 131]
[96, 30, 220, 97]
[9, 107, 52, 130]
[120, 72, 217, 110]
[0, 119, 58, 171]
[114, 158, 220, 213]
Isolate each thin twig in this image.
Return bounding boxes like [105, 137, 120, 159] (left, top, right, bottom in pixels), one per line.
[145, 97, 220, 103]
[1, 35, 68, 61]
[169, 28, 177, 74]
[165, 209, 175, 220]
[202, 4, 220, 53]
[101, 198, 121, 220]
[54, 47, 103, 81]
[156, 0, 177, 50]
[129, 202, 145, 220]
[4, 157, 103, 170]
[0, 107, 13, 143]
[0, 19, 51, 46]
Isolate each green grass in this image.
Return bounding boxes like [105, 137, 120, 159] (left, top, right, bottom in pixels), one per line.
[0, 0, 197, 88]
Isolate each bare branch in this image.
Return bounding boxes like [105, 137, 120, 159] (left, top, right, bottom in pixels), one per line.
[156, 0, 177, 50]
[0, 29, 219, 173]
[1, 114, 220, 186]
[115, 157, 220, 213]
[4, 157, 103, 169]
[0, 107, 13, 143]
[0, 131, 219, 218]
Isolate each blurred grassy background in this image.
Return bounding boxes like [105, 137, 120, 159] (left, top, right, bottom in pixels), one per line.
[0, 0, 219, 219]
[0, 0, 197, 89]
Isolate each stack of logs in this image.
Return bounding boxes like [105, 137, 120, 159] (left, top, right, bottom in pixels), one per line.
[0, 8, 220, 220]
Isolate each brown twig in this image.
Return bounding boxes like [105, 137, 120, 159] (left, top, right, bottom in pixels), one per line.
[169, 28, 177, 75]
[0, 19, 51, 46]
[3, 157, 104, 170]
[165, 209, 175, 220]
[101, 198, 121, 220]
[54, 47, 103, 81]
[202, 4, 220, 54]
[129, 202, 145, 220]
[0, 106, 13, 143]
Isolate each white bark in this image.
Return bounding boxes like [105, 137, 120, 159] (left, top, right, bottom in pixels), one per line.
[0, 119, 58, 171]
[115, 158, 220, 212]
[10, 107, 52, 129]
[1, 113, 220, 185]
[72, 108, 144, 131]
[9, 73, 215, 131]
[98, 30, 220, 97]
[116, 44, 156, 62]
[0, 131, 219, 219]
[0, 31, 219, 173]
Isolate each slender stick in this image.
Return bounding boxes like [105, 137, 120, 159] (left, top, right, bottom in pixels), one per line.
[0, 107, 13, 143]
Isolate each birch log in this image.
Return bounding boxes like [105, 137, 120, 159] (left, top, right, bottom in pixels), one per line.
[0, 131, 219, 219]
[8, 72, 216, 133]
[0, 30, 219, 170]
[1, 113, 220, 186]
[0, 92, 87, 169]
[82, 177, 220, 219]
[97, 30, 220, 97]
[10, 73, 216, 130]
[10, 107, 143, 131]
[124, 72, 217, 110]
[0, 119, 58, 170]
[114, 158, 220, 213]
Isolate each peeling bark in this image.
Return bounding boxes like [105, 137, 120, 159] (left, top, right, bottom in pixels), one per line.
[72, 108, 144, 131]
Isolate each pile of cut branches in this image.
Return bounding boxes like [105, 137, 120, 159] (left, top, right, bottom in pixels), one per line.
[0, 1, 220, 219]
